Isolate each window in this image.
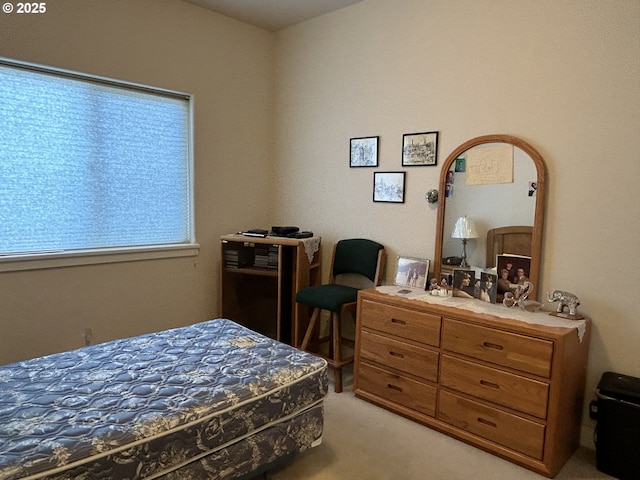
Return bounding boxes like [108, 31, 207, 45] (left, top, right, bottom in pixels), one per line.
[0, 59, 196, 271]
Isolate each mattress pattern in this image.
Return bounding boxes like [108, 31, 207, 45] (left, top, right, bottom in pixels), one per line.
[0, 319, 328, 480]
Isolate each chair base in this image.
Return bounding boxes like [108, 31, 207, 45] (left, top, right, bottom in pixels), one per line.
[300, 306, 355, 393]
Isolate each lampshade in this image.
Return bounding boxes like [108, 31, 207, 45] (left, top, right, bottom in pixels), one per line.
[451, 216, 479, 239]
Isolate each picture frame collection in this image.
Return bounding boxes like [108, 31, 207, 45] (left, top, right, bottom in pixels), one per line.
[451, 270, 498, 304]
[436, 254, 531, 303]
[350, 131, 438, 203]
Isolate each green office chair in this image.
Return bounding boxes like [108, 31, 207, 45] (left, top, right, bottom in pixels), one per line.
[296, 238, 385, 393]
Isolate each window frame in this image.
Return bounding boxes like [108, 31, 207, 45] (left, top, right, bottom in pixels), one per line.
[0, 58, 198, 272]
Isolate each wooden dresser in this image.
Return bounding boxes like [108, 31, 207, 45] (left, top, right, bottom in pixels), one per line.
[354, 287, 591, 478]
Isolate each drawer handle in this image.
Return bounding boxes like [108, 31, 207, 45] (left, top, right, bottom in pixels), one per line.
[387, 383, 403, 392]
[482, 341, 504, 351]
[391, 318, 407, 325]
[480, 379, 501, 390]
[389, 351, 405, 359]
[477, 417, 498, 428]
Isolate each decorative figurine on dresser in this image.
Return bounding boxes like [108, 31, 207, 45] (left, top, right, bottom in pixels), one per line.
[547, 290, 582, 319]
[353, 135, 591, 478]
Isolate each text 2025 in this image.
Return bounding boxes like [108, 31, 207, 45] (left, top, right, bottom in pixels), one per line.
[17, 2, 46, 14]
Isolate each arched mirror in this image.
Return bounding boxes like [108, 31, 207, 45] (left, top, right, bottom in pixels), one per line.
[434, 134, 546, 301]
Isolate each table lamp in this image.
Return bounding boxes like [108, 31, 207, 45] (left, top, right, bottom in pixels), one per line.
[451, 215, 478, 268]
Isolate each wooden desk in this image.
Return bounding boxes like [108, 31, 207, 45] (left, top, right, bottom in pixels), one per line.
[219, 234, 321, 345]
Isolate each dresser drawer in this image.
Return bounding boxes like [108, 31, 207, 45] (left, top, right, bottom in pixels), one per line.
[358, 362, 437, 417]
[442, 319, 553, 377]
[438, 390, 545, 460]
[359, 298, 441, 347]
[360, 330, 439, 382]
[440, 355, 549, 419]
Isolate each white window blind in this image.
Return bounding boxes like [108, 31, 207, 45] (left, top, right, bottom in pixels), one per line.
[0, 59, 194, 262]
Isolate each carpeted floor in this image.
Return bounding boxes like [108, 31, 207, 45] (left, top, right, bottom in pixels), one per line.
[269, 368, 614, 480]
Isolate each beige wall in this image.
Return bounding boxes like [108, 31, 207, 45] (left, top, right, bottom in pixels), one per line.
[0, 0, 275, 361]
[273, 0, 640, 445]
[1, 0, 638, 449]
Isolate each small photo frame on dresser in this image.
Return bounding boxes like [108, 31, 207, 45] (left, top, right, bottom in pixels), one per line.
[452, 269, 475, 299]
[478, 272, 498, 303]
[394, 256, 430, 290]
[496, 254, 531, 294]
[439, 272, 453, 288]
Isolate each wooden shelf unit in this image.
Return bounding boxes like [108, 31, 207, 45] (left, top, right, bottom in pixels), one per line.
[219, 234, 321, 345]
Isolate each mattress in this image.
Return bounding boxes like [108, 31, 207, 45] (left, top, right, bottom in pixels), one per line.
[0, 318, 328, 480]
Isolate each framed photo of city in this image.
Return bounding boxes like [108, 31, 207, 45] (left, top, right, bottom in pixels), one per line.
[350, 136, 379, 167]
[402, 131, 438, 166]
[373, 171, 405, 203]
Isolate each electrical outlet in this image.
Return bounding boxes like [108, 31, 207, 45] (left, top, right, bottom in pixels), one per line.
[84, 328, 92, 346]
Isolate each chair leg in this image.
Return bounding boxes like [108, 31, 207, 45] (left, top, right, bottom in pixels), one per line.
[332, 312, 343, 393]
[300, 308, 321, 351]
[301, 308, 347, 393]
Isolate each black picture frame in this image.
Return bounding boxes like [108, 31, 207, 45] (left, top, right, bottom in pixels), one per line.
[350, 136, 379, 167]
[496, 254, 532, 294]
[373, 171, 405, 203]
[402, 131, 438, 166]
[452, 269, 475, 298]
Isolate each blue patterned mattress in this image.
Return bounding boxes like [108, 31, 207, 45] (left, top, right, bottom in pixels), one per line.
[0, 319, 328, 480]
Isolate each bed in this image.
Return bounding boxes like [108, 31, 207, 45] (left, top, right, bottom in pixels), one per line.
[0, 318, 328, 480]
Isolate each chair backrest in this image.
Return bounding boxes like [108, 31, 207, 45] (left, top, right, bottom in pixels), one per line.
[486, 226, 533, 268]
[331, 239, 385, 285]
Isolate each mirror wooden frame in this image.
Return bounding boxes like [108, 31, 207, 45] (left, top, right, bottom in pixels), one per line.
[434, 134, 546, 300]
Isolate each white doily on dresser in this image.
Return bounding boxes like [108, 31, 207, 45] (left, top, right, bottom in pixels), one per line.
[375, 285, 587, 342]
[301, 236, 321, 263]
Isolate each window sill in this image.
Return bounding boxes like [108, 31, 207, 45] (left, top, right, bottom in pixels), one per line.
[0, 244, 200, 272]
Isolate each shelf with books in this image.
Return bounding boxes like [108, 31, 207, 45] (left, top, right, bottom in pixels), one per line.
[219, 234, 321, 345]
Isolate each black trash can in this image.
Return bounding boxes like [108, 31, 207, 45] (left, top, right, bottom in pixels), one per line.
[593, 371, 640, 479]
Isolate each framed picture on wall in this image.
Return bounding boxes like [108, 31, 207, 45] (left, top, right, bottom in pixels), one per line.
[350, 136, 379, 167]
[402, 131, 438, 166]
[373, 171, 405, 203]
[394, 256, 430, 290]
